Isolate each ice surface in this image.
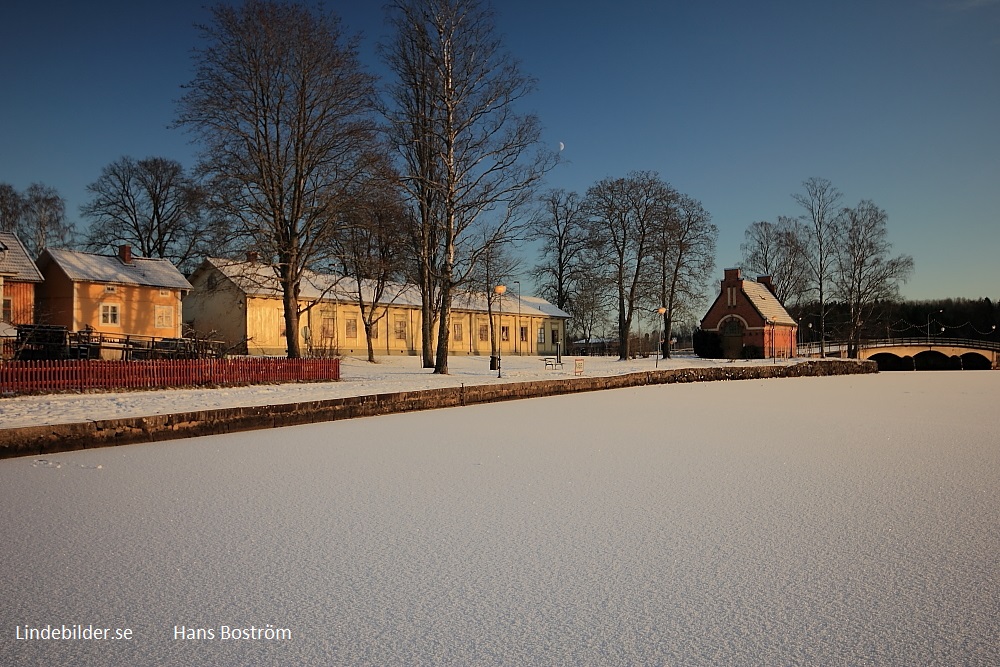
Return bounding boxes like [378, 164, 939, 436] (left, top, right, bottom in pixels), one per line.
[1, 371, 998, 666]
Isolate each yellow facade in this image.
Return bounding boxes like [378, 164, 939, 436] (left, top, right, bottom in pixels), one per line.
[226, 296, 566, 358]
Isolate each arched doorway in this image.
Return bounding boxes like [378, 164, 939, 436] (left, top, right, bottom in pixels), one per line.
[720, 317, 744, 359]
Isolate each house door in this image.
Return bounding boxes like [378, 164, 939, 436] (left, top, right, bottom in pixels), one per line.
[721, 318, 744, 359]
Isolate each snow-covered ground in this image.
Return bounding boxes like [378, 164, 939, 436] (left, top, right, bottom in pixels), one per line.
[0, 352, 797, 429]
[2, 370, 997, 666]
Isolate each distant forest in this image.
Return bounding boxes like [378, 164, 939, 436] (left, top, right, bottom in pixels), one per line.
[789, 298, 999, 344]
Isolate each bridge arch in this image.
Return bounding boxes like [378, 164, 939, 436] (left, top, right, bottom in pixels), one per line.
[869, 353, 914, 371]
[913, 350, 960, 371]
[960, 352, 991, 370]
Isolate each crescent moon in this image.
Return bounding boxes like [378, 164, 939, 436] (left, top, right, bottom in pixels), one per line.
[558, 142, 565, 151]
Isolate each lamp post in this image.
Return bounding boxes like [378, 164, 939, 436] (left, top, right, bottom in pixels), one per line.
[513, 280, 521, 356]
[494, 284, 506, 378]
[656, 307, 667, 366]
[926, 308, 943, 344]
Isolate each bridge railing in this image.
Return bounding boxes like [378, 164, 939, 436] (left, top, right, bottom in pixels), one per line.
[799, 338, 1000, 355]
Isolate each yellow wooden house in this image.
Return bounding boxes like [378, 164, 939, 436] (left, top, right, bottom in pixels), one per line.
[183, 257, 569, 357]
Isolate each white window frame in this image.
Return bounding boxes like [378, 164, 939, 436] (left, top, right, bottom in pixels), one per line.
[101, 303, 120, 326]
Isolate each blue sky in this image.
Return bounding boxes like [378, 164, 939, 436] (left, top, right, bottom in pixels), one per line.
[2, 0, 998, 300]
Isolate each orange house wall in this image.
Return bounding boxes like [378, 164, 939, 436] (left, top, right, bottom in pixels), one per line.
[75, 282, 182, 337]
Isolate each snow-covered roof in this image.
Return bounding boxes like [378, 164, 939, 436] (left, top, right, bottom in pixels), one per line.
[742, 280, 796, 326]
[200, 258, 569, 319]
[40, 248, 192, 290]
[0, 232, 43, 282]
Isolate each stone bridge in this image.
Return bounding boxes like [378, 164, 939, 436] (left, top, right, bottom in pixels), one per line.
[800, 338, 1000, 370]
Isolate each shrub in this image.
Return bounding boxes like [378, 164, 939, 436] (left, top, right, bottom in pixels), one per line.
[693, 329, 723, 358]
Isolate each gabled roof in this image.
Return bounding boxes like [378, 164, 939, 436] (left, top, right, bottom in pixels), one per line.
[198, 258, 570, 319]
[39, 248, 192, 290]
[0, 232, 43, 282]
[742, 280, 796, 326]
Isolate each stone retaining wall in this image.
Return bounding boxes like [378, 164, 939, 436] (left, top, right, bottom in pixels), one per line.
[0, 360, 876, 459]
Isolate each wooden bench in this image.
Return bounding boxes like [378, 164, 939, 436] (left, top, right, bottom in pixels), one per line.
[544, 357, 564, 369]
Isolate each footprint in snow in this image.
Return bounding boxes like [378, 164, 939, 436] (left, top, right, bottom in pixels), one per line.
[31, 459, 102, 470]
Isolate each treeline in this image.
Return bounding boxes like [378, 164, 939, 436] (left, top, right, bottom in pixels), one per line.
[790, 298, 999, 344]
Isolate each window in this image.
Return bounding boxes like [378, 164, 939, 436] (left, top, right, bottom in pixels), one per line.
[2, 298, 11, 323]
[394, 317, 407, 340]
[453, 322, 463, 342]
[551, 328, 559, 344]
[727, 286, 737, 307]
[321, 316, 336, 339]
[346, 318, 358, 338]
[520, 326, 528, 343]
[479, 323, 489, 342]
[159, 289, 170, 297]
[101, 304, 120, 326]
[371, 322, 379, 339]
[501, 326, 509, 341]
[154, 305, 173, 329]
[538, 327, 545, 344]
[104, 285, 117, 294]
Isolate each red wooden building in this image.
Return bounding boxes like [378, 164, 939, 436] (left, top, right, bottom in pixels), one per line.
[701, 268, 797, 359]
[0, 232, 44, 331]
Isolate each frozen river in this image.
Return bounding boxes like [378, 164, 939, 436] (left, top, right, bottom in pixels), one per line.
[2, 372, 997, 666]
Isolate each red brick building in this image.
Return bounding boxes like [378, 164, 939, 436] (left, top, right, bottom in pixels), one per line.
[701, 268, 797, 359]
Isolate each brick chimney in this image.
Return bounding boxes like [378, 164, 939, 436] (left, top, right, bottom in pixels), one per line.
[723, 267, 742, 285]
[246, 251, 259, 263]
[118, 244, 133, 265]
[757, 275, 776, 296]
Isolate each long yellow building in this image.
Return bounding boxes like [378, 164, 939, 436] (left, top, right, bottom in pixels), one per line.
[184, 258, 569, 358]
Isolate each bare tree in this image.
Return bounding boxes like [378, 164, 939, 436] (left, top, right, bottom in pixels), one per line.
[585, 171, 671, 360]
[467, 235, 521, 361]
[332, 164, 410, 363]
[81, 156, 216, 273]
[831, 200, 914, 357]
[740, 216, 808, 305]
[381, 0, 552, 374]
[530, 188, 588, 313]
[0, 184, 21, 233]
[176, 0, 377, 358]
[793, 177, 842, 354]
[16, 183, 75, 258]
[652, 193, 717, 358]
[381, 2, 444, 368]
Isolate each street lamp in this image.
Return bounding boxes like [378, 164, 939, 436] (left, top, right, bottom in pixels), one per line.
[513, 280, 521, 356]
[927, 308, 943, 344]
[656, 307, 667, 366]
[494, 284, 506, 378]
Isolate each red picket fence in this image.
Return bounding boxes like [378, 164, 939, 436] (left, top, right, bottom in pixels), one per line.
[0, 357, 340, 395]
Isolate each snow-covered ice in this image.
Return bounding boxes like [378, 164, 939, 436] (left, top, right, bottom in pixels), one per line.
[1, 369, 998, 666]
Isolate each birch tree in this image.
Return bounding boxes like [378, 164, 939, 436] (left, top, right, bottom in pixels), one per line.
[793, 177, 842, 354]
[176, 0, 377, 358]
[831, 200, 913, 357]
[382, 0, 551, 374]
